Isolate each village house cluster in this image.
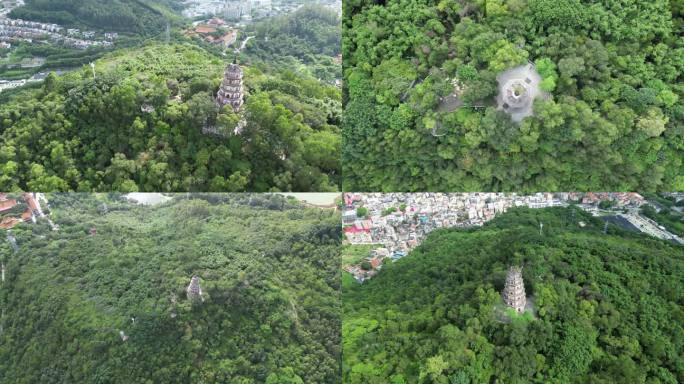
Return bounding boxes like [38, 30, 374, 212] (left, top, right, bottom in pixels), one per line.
[182, 0, 340, 21]
[0, 2, 121, 92]
[0, 77, 29, 91]
[0, 18, 62, 32]
[182, 0, 274, 20]
[0, 193, 45, 229]
[185, 17, 237, 48]
[343, 192, 647, 282]
[0, 68, 55, 92]
[0, 19, 115, 50]
[0, 0, 24, 18]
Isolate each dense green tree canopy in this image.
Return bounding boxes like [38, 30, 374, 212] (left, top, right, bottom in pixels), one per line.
[343, 0, 684, 191]
[9, 0, 182, 35]
[245, 5, 342, 84]
[0, 193, 341, 383]
[0, 42, 341, 192]
[343, 206, 684, 383]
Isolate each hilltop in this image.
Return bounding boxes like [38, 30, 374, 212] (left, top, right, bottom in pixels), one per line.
[245, 5, 342, 83]
[343, 206, 684, 383]
[0, 42, 341, 192]
[0, 193, 341, 383]
[343, 0, 684, 191]
[9, 0, 183, 36]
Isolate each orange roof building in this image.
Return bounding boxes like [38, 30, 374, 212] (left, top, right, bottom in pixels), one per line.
[23, 193, 39, 213]
[0, 217, 21, 229]
[207, 18, 226, 26]
[195, 25, 217, 34]
[0, 199, 17, 213]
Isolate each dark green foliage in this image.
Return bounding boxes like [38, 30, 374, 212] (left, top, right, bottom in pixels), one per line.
[640, 203, 684, 236]
[245, 5, 342, 84]
[0, 193, 341, 383]
[529, 0, 588, 29]
[0, 43, 110, 81]
[381, 207, 397, 216]
[0, 43, 341, 192]
[343, 0, 684, 191]
[343, 207, 684, 383]
[9, 0, 180, 36]
[597, 200, 615, 209]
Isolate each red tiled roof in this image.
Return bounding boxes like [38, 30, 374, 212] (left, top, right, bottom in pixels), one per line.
[344, 226, 369, 233]
[0, 217, 20, 229]
[23, 193, 39, 212]
[195, 26, 216, 34]
[207, 18, 225, 26]
[0, 199, 17, 212]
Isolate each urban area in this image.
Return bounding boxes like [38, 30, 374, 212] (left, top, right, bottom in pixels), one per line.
[343, 192, 684, 282]
[0, 0, 341, 93]
[182, 0, 341, 20]
[0, 0, 117, 92]
[183, 0, 340, 49]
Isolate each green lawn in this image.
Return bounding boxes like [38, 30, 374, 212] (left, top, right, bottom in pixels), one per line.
[342, 243, 380, 265]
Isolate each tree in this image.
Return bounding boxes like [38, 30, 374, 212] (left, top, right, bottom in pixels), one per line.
[636, 108, 668, 137]
[0, 40, 341, 192]
[1, 195, 342, 383]
[265, 367, 305, 384]
[536, 58, 558, 92]
[343, 207, 684, 383]
[488, 40, 528, 72]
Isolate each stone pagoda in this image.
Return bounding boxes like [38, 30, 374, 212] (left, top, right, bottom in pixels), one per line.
[502, 266, 526, 313]
[496, 63, 545, 122]
[216, 58, 244, 112]
[186, 275, 203, 301]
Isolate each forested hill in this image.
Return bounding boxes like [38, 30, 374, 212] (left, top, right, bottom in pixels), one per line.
[249, 5, 341, 58]
[343, 207, 684, 383]
[343, 0, 684, 191]
[0, 43, 341, 192]
[0, 193, 341, 383]
[9, 0, 182, 35]
[244, 5, 342, 84]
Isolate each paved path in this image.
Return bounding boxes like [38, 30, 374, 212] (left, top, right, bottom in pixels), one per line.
[239, 36, 254, 51]
[618, 212, 684, 244]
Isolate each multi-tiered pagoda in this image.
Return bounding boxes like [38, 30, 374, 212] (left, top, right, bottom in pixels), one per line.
[216, 59, 244, 112]
[186, 275, 203, 301]
[502, 266, 526, 313]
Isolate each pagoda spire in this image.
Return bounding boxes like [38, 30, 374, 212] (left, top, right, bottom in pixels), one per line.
[216, 59, 244, 112]
[502, 266, 526, 313]
[186, 275, 204, 301]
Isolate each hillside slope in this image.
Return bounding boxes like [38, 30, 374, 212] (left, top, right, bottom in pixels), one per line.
[9, 0, 181, 35]
[0, 43, 341, 192]
[343, 207, 684, 383]
[245, 5, 342, 83]
[343, 0, 684, 191]
[0, 194, 341, 383]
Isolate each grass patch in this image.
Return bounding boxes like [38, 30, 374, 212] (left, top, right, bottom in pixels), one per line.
[342, 243, 380, 265]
